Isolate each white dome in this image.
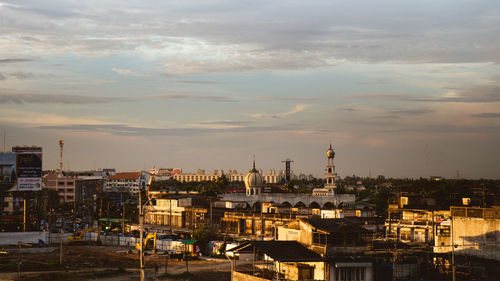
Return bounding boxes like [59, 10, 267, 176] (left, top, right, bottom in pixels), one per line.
[244, 160, 263, 190]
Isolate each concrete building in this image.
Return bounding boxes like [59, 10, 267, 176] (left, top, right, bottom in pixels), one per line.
[173, 168, 285, 184]
[104, 172, 150, 194]
[434, 206, 500, 260]
[173, 169, 223, 182]
[44, 171, 77, 203]
[228, 240, 326, 281]
[143, 196, 207, 229]
[386, 203, 450, 244]
[277, 217, 375, 281]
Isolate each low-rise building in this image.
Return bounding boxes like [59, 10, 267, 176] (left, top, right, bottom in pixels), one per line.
[143, 196, 208, 229]
[104, 172, 150, 194]
[386, 203, 450, 244]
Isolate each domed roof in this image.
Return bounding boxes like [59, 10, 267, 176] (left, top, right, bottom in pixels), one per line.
[244, 160, 263, 189]
[326, 144, 335, 159]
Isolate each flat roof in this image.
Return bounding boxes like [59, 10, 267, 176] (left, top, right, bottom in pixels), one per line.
[228, 240, 324, 262]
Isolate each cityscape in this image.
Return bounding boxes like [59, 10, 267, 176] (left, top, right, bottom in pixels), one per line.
[1, 1, 499, 281]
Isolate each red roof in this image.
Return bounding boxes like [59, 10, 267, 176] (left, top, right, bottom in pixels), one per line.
[109, 172, 141, 180]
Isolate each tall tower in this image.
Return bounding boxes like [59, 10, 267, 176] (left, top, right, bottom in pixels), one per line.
[325, 143, 336, 191]
[59, 139, 64, 172]
[281, 158, 294, 182]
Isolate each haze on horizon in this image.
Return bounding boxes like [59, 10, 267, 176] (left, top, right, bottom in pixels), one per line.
[0, 0, 499, 179]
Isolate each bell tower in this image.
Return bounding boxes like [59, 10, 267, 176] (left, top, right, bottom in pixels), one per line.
[325, 143, 336, 191]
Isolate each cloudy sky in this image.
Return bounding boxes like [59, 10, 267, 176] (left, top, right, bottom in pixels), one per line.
[1, 0, 499, 179]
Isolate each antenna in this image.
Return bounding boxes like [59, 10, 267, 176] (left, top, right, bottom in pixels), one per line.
[59, 139, 64, 172]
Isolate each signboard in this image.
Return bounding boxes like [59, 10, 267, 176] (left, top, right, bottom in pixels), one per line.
[0, 152, 17, 190]
[10, 146, 42, 191]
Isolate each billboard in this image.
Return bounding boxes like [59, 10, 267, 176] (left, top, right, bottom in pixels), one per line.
[0, 152, 17, 191]
[11, 146, 42, 191]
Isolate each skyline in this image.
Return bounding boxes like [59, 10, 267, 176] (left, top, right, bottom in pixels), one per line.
[1, 0, 499, 179]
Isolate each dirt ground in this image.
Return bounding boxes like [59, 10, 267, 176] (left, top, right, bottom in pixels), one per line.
[0, 244, 234, 281]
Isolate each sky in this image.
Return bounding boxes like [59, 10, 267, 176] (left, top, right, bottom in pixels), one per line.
[0, 0, 499, 179]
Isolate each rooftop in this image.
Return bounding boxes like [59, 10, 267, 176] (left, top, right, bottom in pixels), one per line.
[228, 240, 324, 262]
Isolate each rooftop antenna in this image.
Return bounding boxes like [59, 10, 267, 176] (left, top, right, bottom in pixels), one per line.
[3, 129, 5, 152]
[59, 139, 64, 172]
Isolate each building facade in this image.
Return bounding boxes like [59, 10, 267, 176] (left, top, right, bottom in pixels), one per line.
[104, 172, 150, 194]
[44, 171, 77, 202]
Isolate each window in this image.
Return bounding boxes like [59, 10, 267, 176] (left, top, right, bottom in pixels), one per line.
[58, 181, 65, 185]
[312, 232, 327, 245]
[335, 267, 366, 281]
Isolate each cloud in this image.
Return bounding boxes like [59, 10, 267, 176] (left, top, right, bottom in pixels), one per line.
[8, 72, 36, 79]
[389, 109, 434, 116]
[338, 108, 357, 112]
[177, 80, 223, 85]
[38, 123, 298, 136]
[111, 68, 144, 77]
[149, 94, 237, 102]
[0, 71, 55, 80]
[0, 58, 33, 63]
[199, 120, 251, 126]
[259, 96, 319, 101]
[470, 112, 500, 118]
[252, 104, 311, 119]
[0, 93, 129, 104]
[350, 85, 500, 104]
[1, 1, 499, 73]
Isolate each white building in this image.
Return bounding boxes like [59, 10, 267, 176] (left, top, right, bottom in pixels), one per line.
[173, 168, 284, 184]
[104, 172, 150, 193]
[222, 145, 355, 209]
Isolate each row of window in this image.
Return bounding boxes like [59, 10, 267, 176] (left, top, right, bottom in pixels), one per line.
[57, 181, 74, 185]
[334, 267, 366, 281]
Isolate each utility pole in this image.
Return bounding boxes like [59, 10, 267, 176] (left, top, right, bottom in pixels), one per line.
[23, 196, 26, 232]
[169, 198, 172, 233]
[139, 188, 144, 281]
[59, 225, 63, 264]
[122, 193, 125, 234]
[451, 216, 456, 281]
[18, 241, 32, 281]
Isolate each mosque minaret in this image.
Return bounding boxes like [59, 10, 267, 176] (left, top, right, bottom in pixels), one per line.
[324, 143, 336, 192]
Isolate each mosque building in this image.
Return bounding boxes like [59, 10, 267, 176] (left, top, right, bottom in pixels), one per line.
[221, 144, 355, 210]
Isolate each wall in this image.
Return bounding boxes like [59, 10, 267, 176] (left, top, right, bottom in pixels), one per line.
[452, 217, 500, 261]
[232, 271, 269, 281]
[0, 232, 48, 245]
